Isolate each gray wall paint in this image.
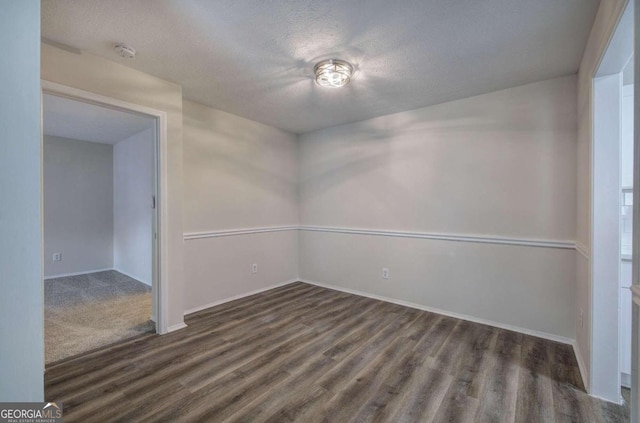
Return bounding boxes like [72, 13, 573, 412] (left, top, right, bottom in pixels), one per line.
[182, 100, 298, 232]
[0, 0, 43, 401]
[114, 128, 153, 285]
[43, 136, 114, 277]
[299, 76, 577, 240]
[182, 100, 298, 311]
[298, 76, 577, 339]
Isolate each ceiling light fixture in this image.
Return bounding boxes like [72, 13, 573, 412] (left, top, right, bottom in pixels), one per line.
[314, 59, 354, 88]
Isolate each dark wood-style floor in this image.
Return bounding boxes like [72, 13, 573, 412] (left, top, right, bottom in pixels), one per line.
[45, 282, 628, 422]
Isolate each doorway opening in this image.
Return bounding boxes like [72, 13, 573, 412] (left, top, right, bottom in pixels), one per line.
[591, 0, 634, 411]
[41, 82, 166, 364]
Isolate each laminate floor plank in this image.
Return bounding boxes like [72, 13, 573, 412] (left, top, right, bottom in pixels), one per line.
[108, 381, 191, 423]
[474, 329, 522, 423]
[113, 295, 366, 403]
[309, 336, 418, 423]
[177, 323, 313, 392]
[551, 380, 596, 423]
[403, 311, 441, 341]
[419, 315, 460, 357]
[385, 364, 454, 423]
[449, 323, 497, 399]
[44, 282, 629, 423]
[432, 377, 480, 423]
[121, 295, 369, 408]
[321, 306, 404, 361]
[224, 355, 335, 422]
[429, 319, 477, 376]
[315, 307, 421, 394]
[598, 399, 631, 423]
[515, 336, 556, 422]
[548, 341, 585, 390]
[351, 316, 451, 422]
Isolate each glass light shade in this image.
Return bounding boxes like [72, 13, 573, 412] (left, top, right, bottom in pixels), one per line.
[314, 59, 354, 88]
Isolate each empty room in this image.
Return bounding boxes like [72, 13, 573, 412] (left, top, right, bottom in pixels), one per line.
[1, 1, 639, 422]
[42, 93, 157, 363]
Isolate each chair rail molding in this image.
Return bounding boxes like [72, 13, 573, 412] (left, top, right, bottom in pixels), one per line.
[575, 242, 590, 260]
[184, 225, 576, 250]
[183, 226, 298, 240]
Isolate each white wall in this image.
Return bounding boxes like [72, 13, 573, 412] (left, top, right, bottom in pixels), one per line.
[114, 128, 153, 286]
[42, 43, 185, 329]
[43, 136, 114, 277]
[182, 100, 298, 312]
[0, 0, 43, 401]
[299, 75, 577, 340]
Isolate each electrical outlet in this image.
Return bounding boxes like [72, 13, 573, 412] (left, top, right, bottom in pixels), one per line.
[52, 253, 62, 262]
[382, 267, 389, 279]
[251, 263, 258, 274]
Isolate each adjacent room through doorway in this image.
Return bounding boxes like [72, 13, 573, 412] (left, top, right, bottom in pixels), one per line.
[42, 93, 157, 363]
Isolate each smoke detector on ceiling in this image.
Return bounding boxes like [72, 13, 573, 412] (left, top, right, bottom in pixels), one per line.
[114, 43, 136, 59]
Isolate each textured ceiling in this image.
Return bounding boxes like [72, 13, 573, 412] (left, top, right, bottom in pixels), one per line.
[42, 0, 600, 134]
[43, 94, 154, 144]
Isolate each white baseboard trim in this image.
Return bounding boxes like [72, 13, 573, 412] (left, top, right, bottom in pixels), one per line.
[622, 372, 631, 389]
[167, 322, 188, 333]
[572, 341, 590, 393]
[589, 392, 625, 406]
[44, 268, 115, 280]
[300, 279, 575, 346]
[183, 278, 299, 316]
[113, 267, 151, 286]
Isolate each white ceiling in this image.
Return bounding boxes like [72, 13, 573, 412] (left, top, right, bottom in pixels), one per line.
[42, 0, 600, 134]
[43, 94, 155, 144]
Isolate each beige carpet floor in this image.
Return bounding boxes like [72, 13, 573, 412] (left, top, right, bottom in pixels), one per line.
[45, 270, 154, 364]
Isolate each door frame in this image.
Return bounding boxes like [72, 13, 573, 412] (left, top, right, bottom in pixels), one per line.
[590, 0, 634, 404]
[632, 0, 640, 420]
[41, 80, 170, 334]
[591, 72, 623, 402]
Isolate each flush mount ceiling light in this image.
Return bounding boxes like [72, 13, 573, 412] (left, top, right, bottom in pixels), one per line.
[314, 59, 354, 88]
